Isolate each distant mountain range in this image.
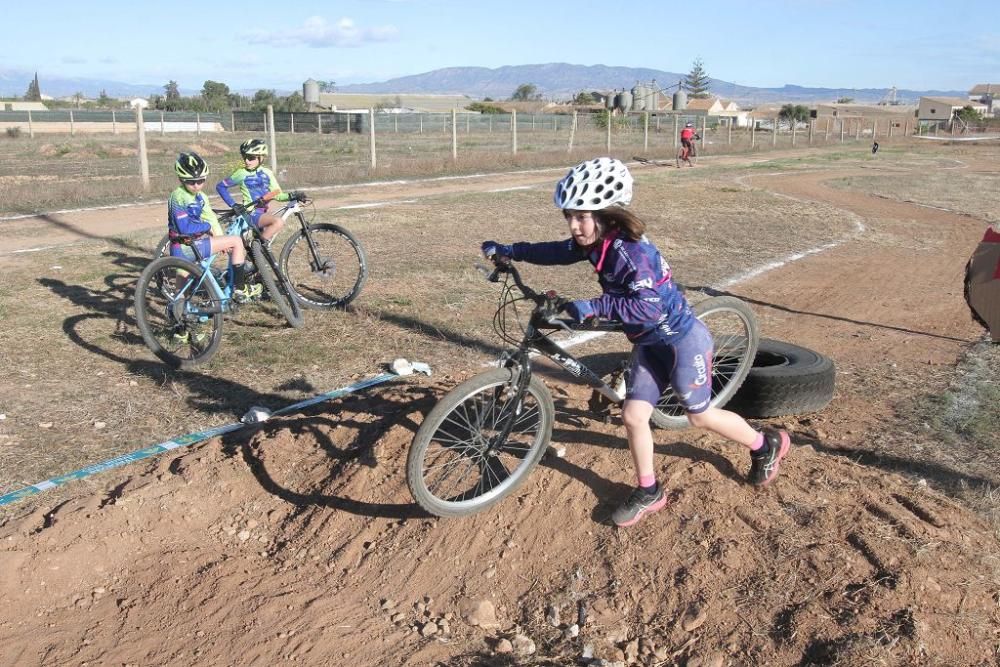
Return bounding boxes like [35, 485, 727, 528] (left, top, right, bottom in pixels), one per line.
[0, 64, 967, 106]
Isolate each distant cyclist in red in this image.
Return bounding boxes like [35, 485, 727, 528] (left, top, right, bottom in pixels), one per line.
[678, 122, 700, 167]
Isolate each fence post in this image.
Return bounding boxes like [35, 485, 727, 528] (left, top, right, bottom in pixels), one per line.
[554, 116, 558, 131]
[751, 118, 756, 148]
[451, 108, 457, 161]
[808, 119, 813, 145]
[70, 110, 75, 136]
[701, 116, 707, 152]
[855, 119, 860, 141]
[160, 111, 165, 136]
[111, 110, 117, 135]
[267, 105, 277, 172]
[772, 118, 778, 147]
[512, 110, 517, 155]
[231, 111, 235, 132]
[290, 113, 295, 134]
[262, 111, 267, 134]
[466, 113, 470, 133]
[419, 114, 423, 134]
[888, 120, 893, 138]
[27, 110, 34, 139]
[136, 109, 150, 192]
[792, 119, 797, 146]
[727, 119, 732, 146]
[872, 119, 877, 141]
[347, 113, 352, 134]
[369, 108, 376, 170]
[840, 120, 845, 143]
[531, 114, 535, 131]
[567, 110, 577, 153]
[196, 112, 201, 136]
[606, 111, 612, 151]
[488, 115, 492, 133]
[643, 111, 649, 151]
[318, 114, 323, 134]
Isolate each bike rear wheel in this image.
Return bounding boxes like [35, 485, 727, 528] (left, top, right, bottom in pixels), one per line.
[407, 368, 554, 518]
[251, 240, 304, 328]
[650, 295, 759, 429]
[279, 220, 368, 309]
[134, 257, 223, 369]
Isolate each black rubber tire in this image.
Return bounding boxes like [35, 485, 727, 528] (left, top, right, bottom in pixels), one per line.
[153, 234, 170, 258]
[250, 240, 304, 328]
[726, 338, 836, 418]
[278, 220, 368, 309]
[134, 256, 223, 369]
[407, 368, 554, 518]
[650, 296, 760, 429]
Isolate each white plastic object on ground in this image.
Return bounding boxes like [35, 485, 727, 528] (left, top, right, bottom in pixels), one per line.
[241, 406, 273, 424]
[391, 358, 432, 377]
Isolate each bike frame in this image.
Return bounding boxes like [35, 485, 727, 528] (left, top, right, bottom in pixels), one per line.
[493, 264, 627, 406]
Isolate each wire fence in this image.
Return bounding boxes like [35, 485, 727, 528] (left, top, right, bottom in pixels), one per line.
[0, 105, 974, 216]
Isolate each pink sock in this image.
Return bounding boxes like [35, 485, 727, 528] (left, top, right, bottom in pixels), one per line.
[748, 432, 764, 451]
[638, 473, 657, 488]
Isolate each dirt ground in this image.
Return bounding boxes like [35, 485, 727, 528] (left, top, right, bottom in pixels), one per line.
[1, 145, 999, 666]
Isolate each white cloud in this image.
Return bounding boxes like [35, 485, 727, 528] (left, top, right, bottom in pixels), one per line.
[245, 16, 399, 48]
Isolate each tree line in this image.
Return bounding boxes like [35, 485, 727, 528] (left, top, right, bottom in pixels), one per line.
[15, 74, 315, 113]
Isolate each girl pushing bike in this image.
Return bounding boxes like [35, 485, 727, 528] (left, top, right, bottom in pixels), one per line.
[481, 157, 790, 527]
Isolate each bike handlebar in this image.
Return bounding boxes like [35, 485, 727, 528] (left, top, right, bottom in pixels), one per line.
[484, 255, 589, 333]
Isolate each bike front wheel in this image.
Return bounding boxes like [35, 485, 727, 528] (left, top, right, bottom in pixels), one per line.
[407, 368, 554, 518]
[134, 256, 224, 369]
[650, 295, 759, 429]
[279, 220, 368, 309]
[251, 240, 304, 328]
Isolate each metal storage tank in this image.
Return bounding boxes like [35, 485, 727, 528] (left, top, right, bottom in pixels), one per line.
[618, 90, 633, 112]
[303, 79, 320, 105]
[605, 92, 615, 109]
[673, 89, 688, 111]
[612, 91, 623, 111]
[631, 84, 646, 111]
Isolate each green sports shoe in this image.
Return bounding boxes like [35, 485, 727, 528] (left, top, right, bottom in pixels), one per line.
[233, 283, 263, 303]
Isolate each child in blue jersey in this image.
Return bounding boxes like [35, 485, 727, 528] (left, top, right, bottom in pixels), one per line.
[482, 157, 791, 527]
[168, 152, 260, 302]
[215, 138, 290, 243]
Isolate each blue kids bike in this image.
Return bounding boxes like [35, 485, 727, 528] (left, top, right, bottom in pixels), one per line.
[134, 193, 303, 369]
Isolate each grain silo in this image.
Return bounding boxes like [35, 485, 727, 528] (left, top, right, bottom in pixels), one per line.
[618, 89, 633, 112]
[303, 79, 320, 106]
[631, 83, 646, 111]
[673, 88, 688, 112]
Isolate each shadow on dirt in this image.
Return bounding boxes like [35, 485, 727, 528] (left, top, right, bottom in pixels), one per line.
[36, 214, 154, 256]
[222, 385, 437, 521]
[680, 283, 976, 344]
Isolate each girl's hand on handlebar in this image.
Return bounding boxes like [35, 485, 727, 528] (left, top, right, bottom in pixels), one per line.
[481, 241, 513, 261]
[562, 299, 597, 324]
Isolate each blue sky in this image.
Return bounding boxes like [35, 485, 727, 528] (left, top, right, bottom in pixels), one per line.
[7, 0, 998, 91]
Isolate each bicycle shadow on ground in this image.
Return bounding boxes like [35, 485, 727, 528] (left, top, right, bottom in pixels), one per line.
[679, 283, 976, 344]
[222, 383, 438, 520]
[34, 214, 155, 256]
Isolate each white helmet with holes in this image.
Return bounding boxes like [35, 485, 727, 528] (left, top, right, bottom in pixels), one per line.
[553, 157, 633, 210]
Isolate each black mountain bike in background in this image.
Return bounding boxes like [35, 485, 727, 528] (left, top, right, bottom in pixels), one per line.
[154, 191, 368, 309]
[406, 258, 759, 518]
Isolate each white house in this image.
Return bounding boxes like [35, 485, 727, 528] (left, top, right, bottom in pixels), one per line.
[130, 98, 149, 110]
[969, 84, 999, 116]
[918, 96, 987, 121]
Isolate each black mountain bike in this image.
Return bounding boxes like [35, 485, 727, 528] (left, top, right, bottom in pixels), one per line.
[135, 195, 302, 369]
[406, 258, 759, 518]
[153, 191, 368, 309]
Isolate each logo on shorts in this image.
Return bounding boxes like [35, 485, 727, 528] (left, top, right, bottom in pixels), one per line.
[693, 354, 708, 387]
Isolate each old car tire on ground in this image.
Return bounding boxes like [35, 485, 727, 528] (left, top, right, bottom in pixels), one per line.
[726, 338, 835, 418]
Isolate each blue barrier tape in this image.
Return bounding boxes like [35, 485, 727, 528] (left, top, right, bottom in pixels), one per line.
[0, 372, 401, 508]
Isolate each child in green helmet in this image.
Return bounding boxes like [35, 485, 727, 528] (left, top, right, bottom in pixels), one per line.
[168, 152, 261, 302]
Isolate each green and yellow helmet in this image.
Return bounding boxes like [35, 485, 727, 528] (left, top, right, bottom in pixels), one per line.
[239, 138, 268, 158]
[174, 152, 209, 181]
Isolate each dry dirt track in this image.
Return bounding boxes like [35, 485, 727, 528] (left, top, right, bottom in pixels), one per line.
[1, 155, 999, 666]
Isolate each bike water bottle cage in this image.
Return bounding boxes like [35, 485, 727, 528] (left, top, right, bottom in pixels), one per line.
[553, 157, 633, 211]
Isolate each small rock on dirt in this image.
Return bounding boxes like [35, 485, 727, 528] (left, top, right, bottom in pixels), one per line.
[682, 608, 708, 632]
[494, 638, 513, 654]
[686, 653, 724, 667]
[512, 634, 536, 657]
[460, 599, 498, 629]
